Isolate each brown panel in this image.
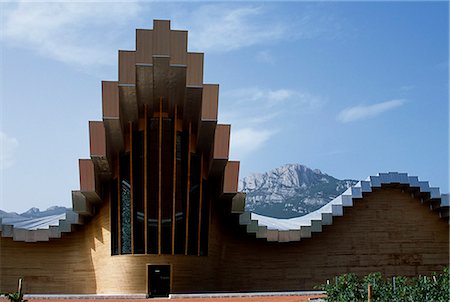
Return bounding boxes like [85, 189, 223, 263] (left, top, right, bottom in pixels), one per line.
[201, 84, 219, 121]
[170, 30, 187, 65]
[129, 122, 134, 254]
[158, 98, 163, 255]
[222, 161, 240, 194]
[102, 81, 119, 118]
[119, 50, 136, 84]
[185, 122, 191, 255]
[153, 20, 170, 56]
[197, 155, 203, 256]
[172, 106, 177, 255]
[186, 53, 204, 86]
[153, 56, 170, 112]
[89, 121, 106, 157]
[136, 64, 154, 111]
[144, 106, 148, 254]
[117, 159, 121, 253]
[79, 159, 95, 192]
[136, 29, 153, 64]
[213, 124, 230, 159]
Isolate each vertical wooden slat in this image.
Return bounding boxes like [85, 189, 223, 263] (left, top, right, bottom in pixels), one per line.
[117, 157, 121, 254]
[185, 122, 191, 255]
[158, 97, 162, 255]
[144, 105, 148, 254]
[197, 154, 203, 256]
[171, 105, 177, 255]
[129, 122, 134, 254]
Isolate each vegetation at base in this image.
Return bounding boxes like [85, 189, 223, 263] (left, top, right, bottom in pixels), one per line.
[1, 277, 28, 302]
[317, 267, 449, 302]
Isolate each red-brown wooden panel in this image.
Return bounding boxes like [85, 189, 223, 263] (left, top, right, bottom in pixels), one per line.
[223, 161, 240, 194]
[201, 84, 219, 121]
[153, 20, 170, 56]
[79, 159, 95, 192]
[136, 29, 153, 64]
[119, 50, 136, 84]
[102, 81, 119, 118]
[187, 52, 204, 86]
[89, 121, 106, 157]
[213, 124, 230, 159]
[170, 30, 187, 65]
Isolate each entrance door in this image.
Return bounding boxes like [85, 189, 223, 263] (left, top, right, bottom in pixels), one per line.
[148, 265, 171, 298]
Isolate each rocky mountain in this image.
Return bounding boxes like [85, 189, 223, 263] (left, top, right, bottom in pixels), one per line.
[0, 206, 68, 219]
[240, 164, 358, 219]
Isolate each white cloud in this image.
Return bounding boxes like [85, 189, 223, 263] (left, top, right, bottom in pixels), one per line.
[256, 50, 275, 64]
[230, 128, 276, 159]
[222, 87, 322, 110]
[0, 132, 19, 170]
[174, 5, 287, 53]
[337, 99, 406, 123]
[2, 2, 141, 66]
[220, 86, 323, 158]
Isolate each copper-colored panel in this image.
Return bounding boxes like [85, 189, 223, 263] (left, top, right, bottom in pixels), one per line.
[187, 52, 204, 86]
[136, 64, 154, 111]
[89, 121, 106, 157]
[119, 84, 138, 124]
[213, 124, 230, 159]
[79, 159, 95, 192]
[144, 105, 148, 254]
[223, 161, 240, 194]
[119, 50, 136, 84]
[201, 84, 219, 121]
[153, 56, 170, 112]
[102, 81, 119, 118]
[103, 118, 124, 154]
[153, 20, 170, 56]
[170, 30, 187, 65]
[168, 65, 187, 114]
[136, 29, 153, 64]
[183, 86, 202, 134]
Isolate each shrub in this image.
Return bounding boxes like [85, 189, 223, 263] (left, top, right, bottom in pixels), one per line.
[318, 267, 449, 302]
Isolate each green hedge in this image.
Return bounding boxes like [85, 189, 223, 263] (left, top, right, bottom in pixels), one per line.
[317, 267, 449, 302]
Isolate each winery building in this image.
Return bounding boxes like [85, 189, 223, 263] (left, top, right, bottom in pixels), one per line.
[1, 20, 448, 296]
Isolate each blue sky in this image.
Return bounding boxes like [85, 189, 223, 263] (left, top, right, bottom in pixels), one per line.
[1, 1, 448, 213]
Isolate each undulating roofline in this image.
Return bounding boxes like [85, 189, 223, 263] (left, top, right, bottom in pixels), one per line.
[2, 172, 448, 242]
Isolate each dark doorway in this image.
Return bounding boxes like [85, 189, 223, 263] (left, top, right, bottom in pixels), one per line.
[147, 265, 171, 298]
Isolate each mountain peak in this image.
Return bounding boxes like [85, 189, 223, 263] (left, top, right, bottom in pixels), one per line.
[240, 163, 357, 218]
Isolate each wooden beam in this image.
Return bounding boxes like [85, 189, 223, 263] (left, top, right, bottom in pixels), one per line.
[172, 105, 177, 255]
[129, 122, 134, 254]
[158, 97, 162, 255]
[117, 158, 121, 254]
[197, 154, 203, 256]
[185, 122, 191, 255]
[144, 105, 148, 254]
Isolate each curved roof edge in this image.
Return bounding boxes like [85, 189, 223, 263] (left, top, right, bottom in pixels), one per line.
[2, 172, 448, 243]
[0, 209, 83, 242]
[238, 172, 449, 243]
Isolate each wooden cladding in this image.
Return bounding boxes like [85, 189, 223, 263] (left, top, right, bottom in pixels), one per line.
[89, 121, 106, 157]
[79, 159, 95, 192]
[119, 51, 136, 84]
[223, 161, 240, 194]
[213, 125, 230, 159]
[113, 106, 209, 256]
[201, 84, 219, 121]
[187, 53, 204, 86]
[102, 81, 119, 118]
[136, 29, 153, 64]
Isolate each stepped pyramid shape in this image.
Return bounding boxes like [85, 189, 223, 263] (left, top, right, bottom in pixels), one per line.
[1, 20, 448, 295]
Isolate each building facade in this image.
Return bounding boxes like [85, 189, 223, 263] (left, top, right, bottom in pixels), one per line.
[1, 20, 448, 296]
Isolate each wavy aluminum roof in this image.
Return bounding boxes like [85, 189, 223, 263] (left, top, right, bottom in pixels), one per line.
[1, 172, 448, 243]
